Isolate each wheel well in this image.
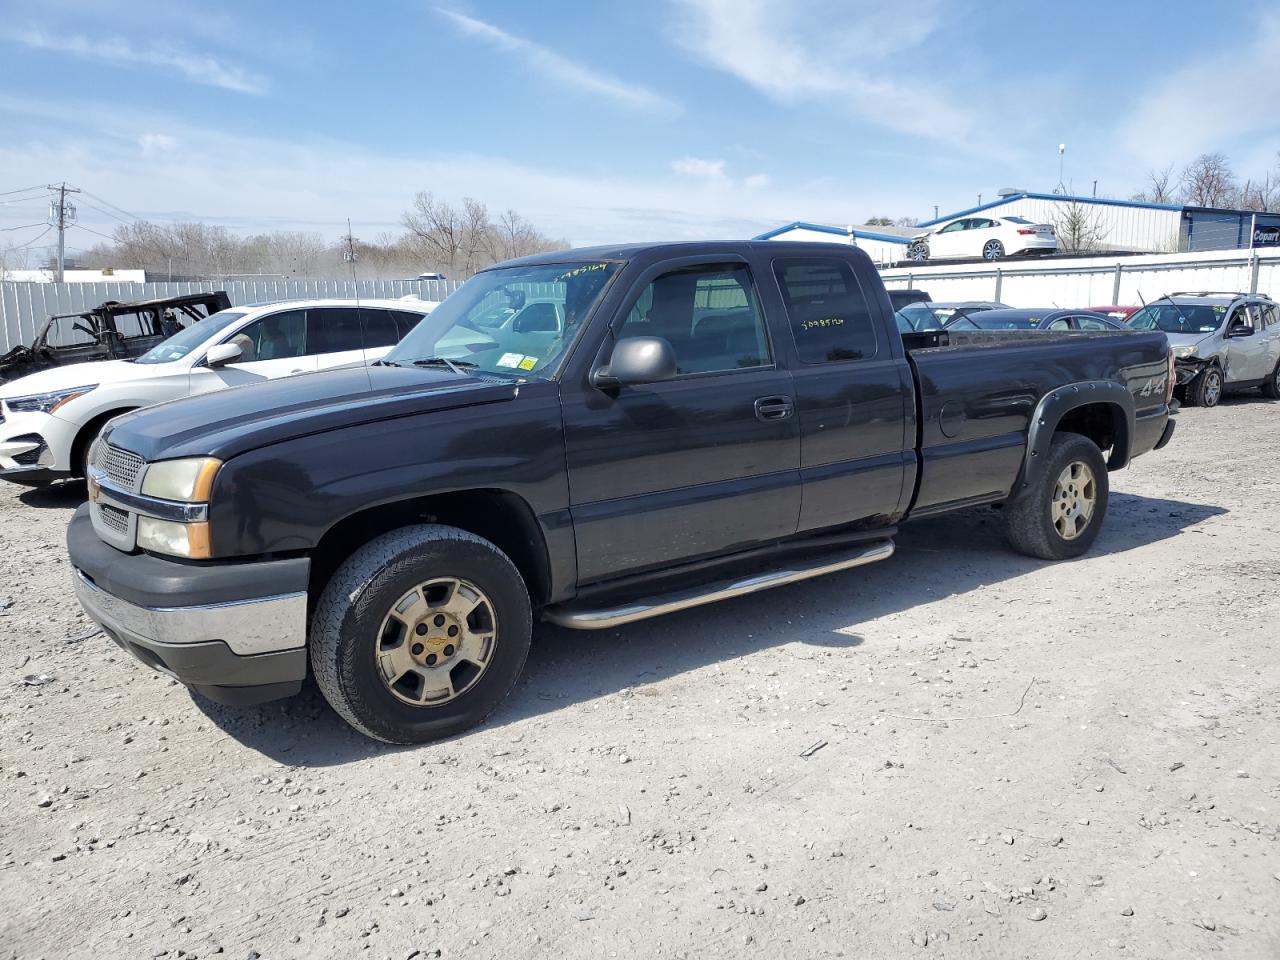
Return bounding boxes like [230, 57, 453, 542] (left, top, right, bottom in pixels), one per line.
[308, 490, 552, 608]
[71, 408, 136, 476]
[1056, 401, 1129, 469]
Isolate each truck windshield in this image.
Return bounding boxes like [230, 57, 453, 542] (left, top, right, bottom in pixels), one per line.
[132, 309, 249, 364]
[1127, 303, 1226, 334]
[385, 261, 619, 377]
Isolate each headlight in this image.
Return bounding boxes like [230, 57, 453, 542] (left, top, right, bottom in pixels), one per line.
[1173, 345, 1198, 359]
[5, 384, 97, 414]
[140, 457, 222, 501]
[137, 517, 211, 559]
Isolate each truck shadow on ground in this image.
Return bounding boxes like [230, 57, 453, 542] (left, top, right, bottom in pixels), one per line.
[194, 490, 1224, 765]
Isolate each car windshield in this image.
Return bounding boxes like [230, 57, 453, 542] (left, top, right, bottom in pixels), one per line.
[952, 313, 1041, 330]
[1128, 303, 1226, 334]
[895, 304, 947, 331]
[385, 261, 619, 377]
[131, 309, 250, 364]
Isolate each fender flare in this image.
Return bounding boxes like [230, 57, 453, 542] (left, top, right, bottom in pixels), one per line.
[1018, 380, 1134, 491]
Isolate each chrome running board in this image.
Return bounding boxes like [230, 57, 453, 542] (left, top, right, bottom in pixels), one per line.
[543, 539, 895, 630]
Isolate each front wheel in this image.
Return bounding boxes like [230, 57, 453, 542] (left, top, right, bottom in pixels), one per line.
[1261, 361, 1280, 399]
[1003, 433, 1109, 561]
[907, 241, 929, 263]
[982, 239, 1005, 261]
[1188, 365, 1222, 407]
[310, 524, 532, 744]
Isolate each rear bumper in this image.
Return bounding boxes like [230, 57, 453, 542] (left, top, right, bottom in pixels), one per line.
[1132, 405, 1176, 458]
[67, 504, 310, 705]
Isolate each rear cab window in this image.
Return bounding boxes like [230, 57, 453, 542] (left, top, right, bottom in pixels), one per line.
[772, 258, 880, 363]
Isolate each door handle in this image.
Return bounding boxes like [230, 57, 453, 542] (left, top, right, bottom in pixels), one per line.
[754, 395, 794, 422]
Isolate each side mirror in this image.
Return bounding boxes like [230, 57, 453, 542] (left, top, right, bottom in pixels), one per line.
[1228, 324, 1255, 338]
[205, 342, 243, 367]
[593, 336, 677, 388]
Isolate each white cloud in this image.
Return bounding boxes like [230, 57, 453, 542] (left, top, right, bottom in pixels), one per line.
[671, 157, 727, 179]
[139, 133, 178, 155]
[669, 0, 971, 142]
[1117, 13, 1280, 171]
[437, 9, 680, 116]
[13, 29, 266, 94]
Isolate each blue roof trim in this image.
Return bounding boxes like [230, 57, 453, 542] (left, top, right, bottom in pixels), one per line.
[915, 192, 1186, 226]
[753, 221, 910, 244]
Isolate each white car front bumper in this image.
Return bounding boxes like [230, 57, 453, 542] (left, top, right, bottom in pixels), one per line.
[0, 409, 78, 477]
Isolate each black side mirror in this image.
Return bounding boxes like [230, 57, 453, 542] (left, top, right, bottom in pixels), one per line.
[1229, 324, 1255, 338]
[593, 336, 677, 388]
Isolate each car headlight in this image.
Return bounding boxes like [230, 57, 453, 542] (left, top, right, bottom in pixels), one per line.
[1173, 345, 1198, 359]
[5, 384, 97, 414]
[137, 516, 211, 559]
[140, 457, 222, 502]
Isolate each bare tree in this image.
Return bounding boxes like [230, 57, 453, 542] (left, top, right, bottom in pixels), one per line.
[402, 192, 464, 275]
[1051, 200, 1109, 254]
[1179, 153, 1237, 207]
[460, 197, 492, 276]
[1131, 165, 1176, 204]
[1237, 173, 1278, 213]
[493, 208, 565, 261]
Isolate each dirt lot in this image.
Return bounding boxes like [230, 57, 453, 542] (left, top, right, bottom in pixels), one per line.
[1, 398, 1278, 960]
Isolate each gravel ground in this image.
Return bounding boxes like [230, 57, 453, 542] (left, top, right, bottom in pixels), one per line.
[1, 397, 1278, 960]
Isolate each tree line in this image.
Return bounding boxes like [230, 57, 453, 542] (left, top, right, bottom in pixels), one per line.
[1132, 152, 1280, 211]
[65, 193, 567, 281]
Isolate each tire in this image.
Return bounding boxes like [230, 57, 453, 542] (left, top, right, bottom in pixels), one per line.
[310, 524, 532, 744]
[1003, 433, 1109, 561]
[1261, 361, 1280, 400]
[1187, 365, 1222, 408]
[908, 241, 930, 263]
[982, 239, 1005, 261]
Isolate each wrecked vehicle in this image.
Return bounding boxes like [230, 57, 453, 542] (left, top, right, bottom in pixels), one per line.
[0, 292, 231, 384]
[1127, 292, 1280, 407]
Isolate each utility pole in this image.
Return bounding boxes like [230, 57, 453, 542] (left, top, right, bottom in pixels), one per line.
[341, 219, 360, 288]
[47, 182, 80, 282]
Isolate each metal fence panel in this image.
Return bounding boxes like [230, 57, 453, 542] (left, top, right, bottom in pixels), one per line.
[0, 278, 463, 353]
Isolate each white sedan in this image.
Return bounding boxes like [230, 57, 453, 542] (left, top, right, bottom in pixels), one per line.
[907, 215, 1056, 262]
[0, 298, 440, 486]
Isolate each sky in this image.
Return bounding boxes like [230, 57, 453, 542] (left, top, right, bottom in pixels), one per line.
[2, 0, 1279, 259]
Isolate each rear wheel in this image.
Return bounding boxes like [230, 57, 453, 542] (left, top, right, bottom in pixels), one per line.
[1261, 361, 1280, 400]
[311, 524, 532, 744]
[1188, 365, 1222, 408]
[982, 239, 1005, 261]
[908, 241, 930, 263]
[1003, 433, 1109, 561]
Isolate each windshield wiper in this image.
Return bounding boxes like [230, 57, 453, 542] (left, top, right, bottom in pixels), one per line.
[1152, 294, 1194, 331]
[410, 357, 479, 374]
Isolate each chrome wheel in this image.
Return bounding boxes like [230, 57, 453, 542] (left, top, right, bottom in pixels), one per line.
[983, 240, 1005, 261]
[908, 242, 929, 262]
[1203, 369, 1222, 406]
[1051, 461, 1097, 541]
[375, 577, 497, 706]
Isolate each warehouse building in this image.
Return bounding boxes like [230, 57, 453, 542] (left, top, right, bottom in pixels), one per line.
[758, 191, 1280, 258]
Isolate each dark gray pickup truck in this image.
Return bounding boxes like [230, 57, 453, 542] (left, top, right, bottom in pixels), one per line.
[67, 242, 1176, 743]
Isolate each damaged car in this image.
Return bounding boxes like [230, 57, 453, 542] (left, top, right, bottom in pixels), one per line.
[1128, 293, 1280, 407]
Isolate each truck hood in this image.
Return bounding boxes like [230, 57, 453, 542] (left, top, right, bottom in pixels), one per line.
[102, 365, 520, 463]
[0, 359, 168, 399]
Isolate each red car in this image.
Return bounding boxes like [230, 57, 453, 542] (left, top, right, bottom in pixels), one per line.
[1089, 305, 1141, 323]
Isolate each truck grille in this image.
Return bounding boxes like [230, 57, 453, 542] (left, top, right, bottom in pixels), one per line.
[97, 502, 129, 534]
[94, 443, 145, 489]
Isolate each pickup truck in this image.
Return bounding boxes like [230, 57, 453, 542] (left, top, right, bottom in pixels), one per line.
[66, 242, 1177, 744]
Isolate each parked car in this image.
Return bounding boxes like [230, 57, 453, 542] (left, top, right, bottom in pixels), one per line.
[895, 299, 1002, 332]
[946, 309, 1128, 332]
[916, 301, 1007, 326]
[68, 241, 1175, 743]
[1126, 292, 1280, 406]
[0, 292, 231, 384]
[1090, 305, 1141, 323]
[887, 288, 932, 312]
[0, 298, 439, 485]
[908, 216, 1056, 262]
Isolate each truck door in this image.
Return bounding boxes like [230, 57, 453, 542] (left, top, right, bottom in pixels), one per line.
[561, 259, 802, 583]
[767, 255, 914, 532]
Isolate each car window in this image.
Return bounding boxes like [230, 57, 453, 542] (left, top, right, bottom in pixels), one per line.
[307, 307, 366, 353]
[974, 219, 998, 229]
[225, 310, 307, 362]
[361, 308, 402, 349]
[617, 263, 770, 375]
[1076, 315, 1113, 331]
[43, 314, 99, 349]
[939, 221, 966, 233]
[112, 310, 151, 339]
[773, 257, 879, 363]
[1046, 318, 1071, 331]
[1264, 305, 1279, 328]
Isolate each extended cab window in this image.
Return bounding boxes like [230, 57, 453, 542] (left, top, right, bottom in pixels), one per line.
[773, 258, 879, 363]
[617, 264, 770, 375]
[226, 310, 306, 362]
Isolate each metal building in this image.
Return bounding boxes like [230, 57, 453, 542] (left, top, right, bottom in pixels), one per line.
[751, 221, 912, 265]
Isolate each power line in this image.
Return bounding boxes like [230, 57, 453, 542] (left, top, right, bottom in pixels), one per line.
[78, 189, 142, 222]
[78, 198, 137, 225]
[10, 225, 53, 250]
[0, 184, 47, 197]
[0, 221, 46, 232]
[71, 222, 117, 242]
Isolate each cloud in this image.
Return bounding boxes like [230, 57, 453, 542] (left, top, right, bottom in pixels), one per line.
[437, 9, 680, 115]
[671, 156, 770, 190]
[139, 133, 178, 155]
[13, 29, 266, 94]
[1116, 13, 1280, 170]
[669, 0, 971, 142]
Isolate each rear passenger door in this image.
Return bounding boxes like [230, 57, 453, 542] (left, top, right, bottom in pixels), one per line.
[770, 256, 914, 532]
[561, 260, 801, 582]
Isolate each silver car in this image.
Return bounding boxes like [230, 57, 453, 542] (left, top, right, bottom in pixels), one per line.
[1128, 293, 1280, 407]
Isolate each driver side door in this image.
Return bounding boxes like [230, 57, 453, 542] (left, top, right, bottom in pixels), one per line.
[1224, 304, 1265, 383]
[931, 220, 969, 258]
[191, 309, 317, 394]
